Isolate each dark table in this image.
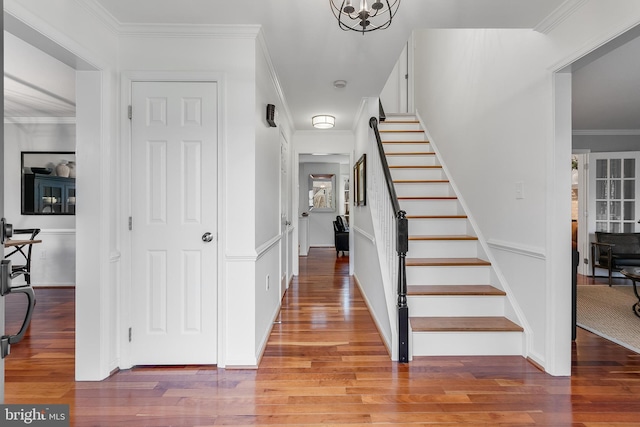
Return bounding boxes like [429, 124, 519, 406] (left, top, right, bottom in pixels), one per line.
[619, 267, 640, 318]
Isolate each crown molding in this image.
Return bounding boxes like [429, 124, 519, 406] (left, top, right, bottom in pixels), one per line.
[4, 117, 76, 125]
[74, 0, 261, 39]
[117, 23, 261, 39]
[256, 30, 294, 132]
[573, 129, 640, 136]
[73, 0, 121, 35]
[534, 0, 588, 34]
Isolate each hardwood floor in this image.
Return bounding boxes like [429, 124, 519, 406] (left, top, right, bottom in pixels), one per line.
[5, 248, 640, 426]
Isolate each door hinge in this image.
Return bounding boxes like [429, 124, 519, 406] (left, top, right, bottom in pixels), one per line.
[405, 73, 409, 80]
[128, 105, 132, 120]
[128, 327, 132, 342]
[128, 216, 132, 231]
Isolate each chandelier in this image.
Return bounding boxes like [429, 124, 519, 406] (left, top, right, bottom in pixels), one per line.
[330, 0, 400, 34]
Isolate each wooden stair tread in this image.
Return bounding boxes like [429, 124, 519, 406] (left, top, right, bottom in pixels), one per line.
[408, 285, 506, 296]
[406, 258, 491, 267]
[382, 140, 429, 144]
[380, 129, 425, 133]
[385, 152, 435, 156]
[394, 180, 449, 184]
[390, 165, 442, 169]
[406, 215, 467, 219]
[398, 196, 456, 200]
[380, 120, 419, 124]
[410, 316, 523, 332]
[409, 235, 477, 241]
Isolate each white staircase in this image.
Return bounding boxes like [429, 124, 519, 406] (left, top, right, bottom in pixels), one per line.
[379, 114, 524, 357]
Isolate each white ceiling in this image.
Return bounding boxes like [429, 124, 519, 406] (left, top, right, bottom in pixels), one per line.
[93, 0, 566, 130]
[5, 0, 639, 134]
[572, 34, 640, 132]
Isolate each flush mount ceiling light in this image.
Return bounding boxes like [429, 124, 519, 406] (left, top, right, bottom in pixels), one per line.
[330, 0, 400, 34]
[333, 80, 347, 89]
[312, 115, 336, 129]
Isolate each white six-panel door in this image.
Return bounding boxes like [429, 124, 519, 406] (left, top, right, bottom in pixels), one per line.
[131, 81, 217, 365]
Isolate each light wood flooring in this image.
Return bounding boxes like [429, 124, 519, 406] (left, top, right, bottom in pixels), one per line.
[5, 248, 640, 426]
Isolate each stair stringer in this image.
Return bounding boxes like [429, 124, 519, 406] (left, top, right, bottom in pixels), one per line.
[413, 111, 533, 358]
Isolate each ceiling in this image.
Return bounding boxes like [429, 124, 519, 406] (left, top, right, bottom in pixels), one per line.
[572, 34, 640, 132]
[5, 0, 639, 134]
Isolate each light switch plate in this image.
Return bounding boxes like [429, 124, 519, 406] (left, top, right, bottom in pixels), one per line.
[515, 181, 524, 199]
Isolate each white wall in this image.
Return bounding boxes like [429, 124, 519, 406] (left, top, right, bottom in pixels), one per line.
[3, 30, 76, 106]
[299, 162, 342, 247]
[5, 0, 120, 380]
[573, 134, 640, 152]
[293, 131, 354, 269]
[254, 35, 293, 360]
[411, 1, 640, 374]
[4, 29, 77, 287]
[351, 98, 393, 354]
[3, 123, 76, 286]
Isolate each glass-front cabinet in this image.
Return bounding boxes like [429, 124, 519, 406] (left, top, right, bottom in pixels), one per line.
[23, 174, 76, 215]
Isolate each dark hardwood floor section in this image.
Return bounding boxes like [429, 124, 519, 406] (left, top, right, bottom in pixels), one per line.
[5, 248, 640, 426]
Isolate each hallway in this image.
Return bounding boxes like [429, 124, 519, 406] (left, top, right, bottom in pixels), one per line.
[4, 247, 640, 425]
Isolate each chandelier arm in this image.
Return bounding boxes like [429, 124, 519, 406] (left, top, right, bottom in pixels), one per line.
[330, 0, 400, 34]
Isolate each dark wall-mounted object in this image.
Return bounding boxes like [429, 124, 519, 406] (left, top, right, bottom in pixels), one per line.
[354, 154, 367, 206]
[266, 103, 277, 127]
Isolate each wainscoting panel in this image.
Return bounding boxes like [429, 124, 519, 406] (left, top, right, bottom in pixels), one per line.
[26, 229, 76, 287]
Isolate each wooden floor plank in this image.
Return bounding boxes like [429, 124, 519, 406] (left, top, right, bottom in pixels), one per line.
[4, 250, 640, 426]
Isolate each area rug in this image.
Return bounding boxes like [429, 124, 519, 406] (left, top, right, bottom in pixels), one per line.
[576, 285, 640, 353]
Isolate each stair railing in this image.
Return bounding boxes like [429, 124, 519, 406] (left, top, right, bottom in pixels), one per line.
[369, 116, 409, 363]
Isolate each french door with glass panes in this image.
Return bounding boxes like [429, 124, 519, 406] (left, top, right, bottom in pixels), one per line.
[589, 152, 640, 233]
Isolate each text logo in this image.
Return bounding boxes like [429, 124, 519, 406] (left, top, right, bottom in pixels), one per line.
[1, 405, 69, 426]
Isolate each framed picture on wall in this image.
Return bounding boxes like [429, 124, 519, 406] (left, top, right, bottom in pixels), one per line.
[21, 151, 76, 215]
[354, 154, 366, 206]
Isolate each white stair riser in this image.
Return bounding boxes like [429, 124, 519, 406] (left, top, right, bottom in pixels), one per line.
[384, 114, 417, 122]
[380, 132, 426, 142]
[387, 155, 439, 167]
[406, 266, 490, 285]
[395, 183, 453, 198]
[379, 122, 422, 131]
[384, 143, 432, 154]
[408, 239, 478, 258]
[408, 296, 505, 317]
[399, 199, 462, 216]
[411, 331, 523, 356]
[408, 218, 468, 235]
[391, 168, 445, 181]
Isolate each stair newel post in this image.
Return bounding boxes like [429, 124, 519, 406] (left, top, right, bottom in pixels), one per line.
[397, 210, 409, 363]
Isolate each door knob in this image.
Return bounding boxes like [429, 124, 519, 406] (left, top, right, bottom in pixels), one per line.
[1, 218, 12, 245]
[202, 232, 214, 243]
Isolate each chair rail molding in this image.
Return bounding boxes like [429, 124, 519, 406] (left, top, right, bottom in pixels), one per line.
[487, 239, 546, 260]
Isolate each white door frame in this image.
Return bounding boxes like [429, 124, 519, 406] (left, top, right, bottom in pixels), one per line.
[571, 150, 590, 276]
[119, 71, 226, 369]
[549, 18, 640, 376]
[4, 5, 108, 381]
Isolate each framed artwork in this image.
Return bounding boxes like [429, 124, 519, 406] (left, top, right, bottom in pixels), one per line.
[354, 154, 366, 206]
